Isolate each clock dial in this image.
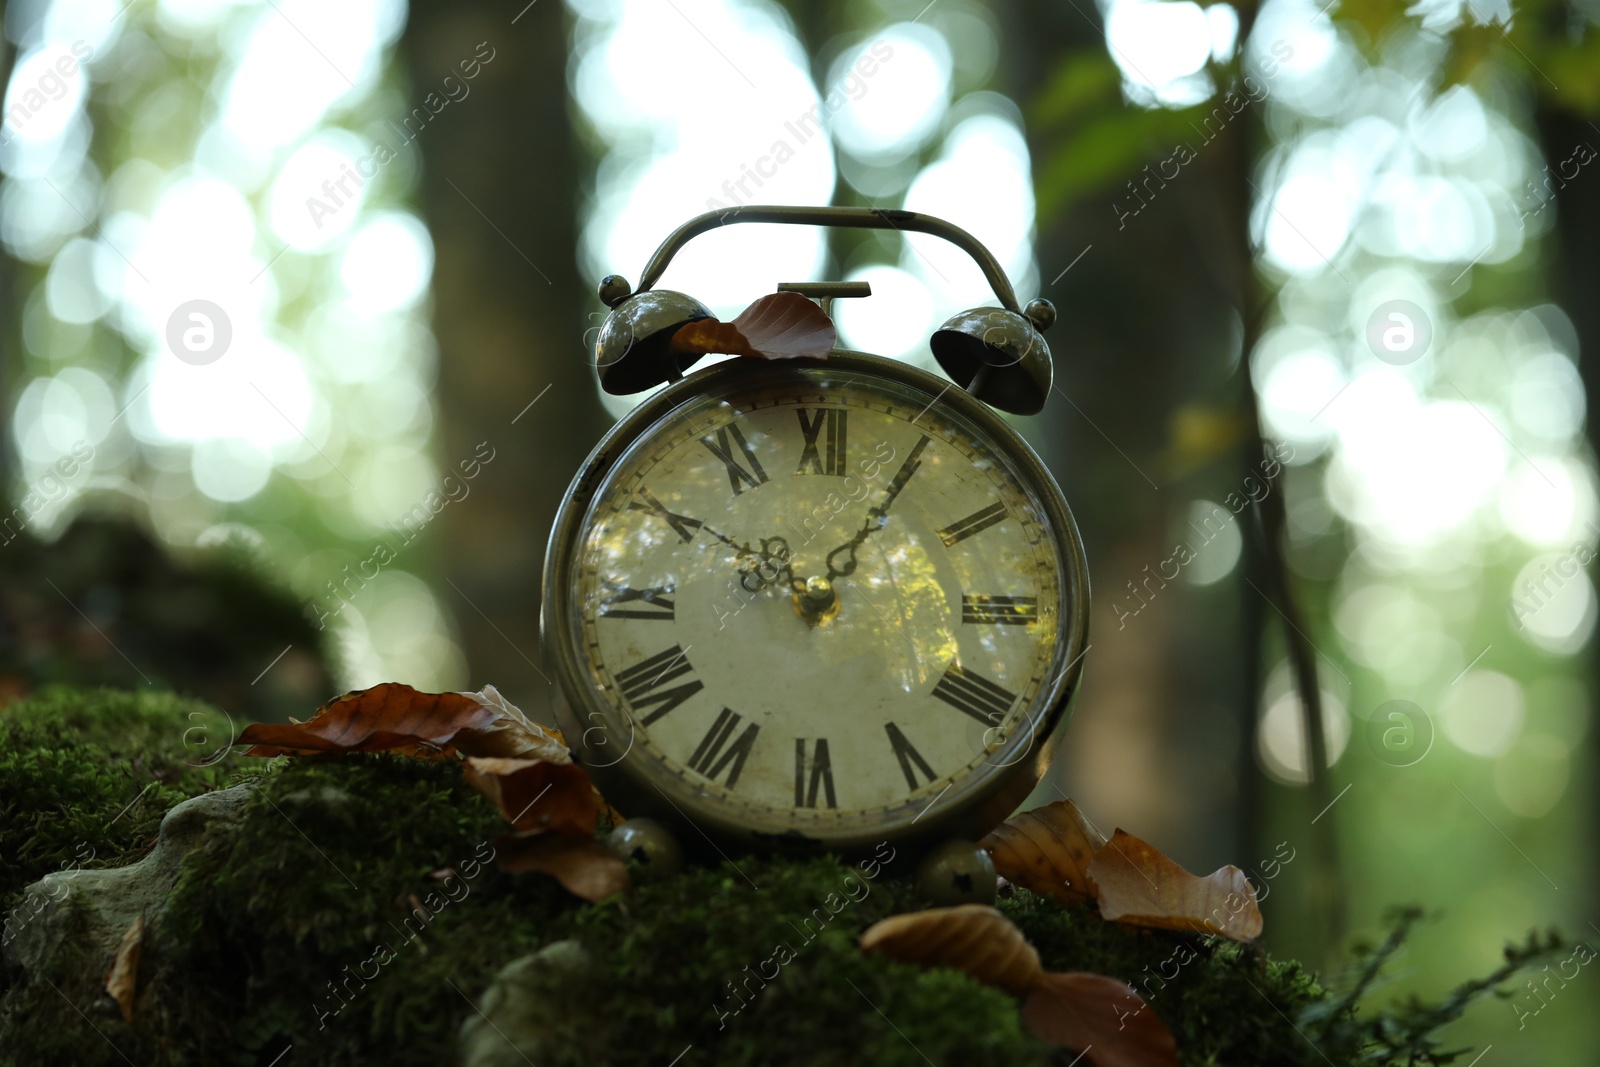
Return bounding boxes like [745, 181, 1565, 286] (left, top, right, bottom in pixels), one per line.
[563, 362, 1078, 841]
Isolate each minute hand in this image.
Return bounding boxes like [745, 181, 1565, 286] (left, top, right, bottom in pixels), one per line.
[823, 434, 932, 580]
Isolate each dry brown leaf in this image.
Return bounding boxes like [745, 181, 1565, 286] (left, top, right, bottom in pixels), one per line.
[457, 685, 570, 761]
[669, 291, 835, 360]
[240, 684, 482, 757]
[1087, 829, 1263, 942]
[103, 914, 143, 1023]
[496, 831, 631, 903]
[240, 683, 566, 761]
[596, 790, 625, 827]
[859, 904, 1043, 997]
[860, 903, 1180, 1065]
[980, 799, 1108, 906]
[463, 756, 598, 836]
[1021, 972, 1179, 1067]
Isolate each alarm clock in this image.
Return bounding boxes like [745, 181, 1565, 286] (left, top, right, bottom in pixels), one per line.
[544, 205, 1090, 859]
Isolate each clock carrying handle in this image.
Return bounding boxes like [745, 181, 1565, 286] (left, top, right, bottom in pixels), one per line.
[630, 205, 1023, 314]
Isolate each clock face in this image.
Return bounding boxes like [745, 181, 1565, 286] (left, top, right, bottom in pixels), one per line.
[553, 357, 1085, 847]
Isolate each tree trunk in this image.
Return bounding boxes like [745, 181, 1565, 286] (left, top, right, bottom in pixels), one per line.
[1531, 99, 1600, 908]
[995, 0, 1255, 869]
[400, 2, 608, 719]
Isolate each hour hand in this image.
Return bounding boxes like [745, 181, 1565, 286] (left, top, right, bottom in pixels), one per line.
[737, 536, 797, 593]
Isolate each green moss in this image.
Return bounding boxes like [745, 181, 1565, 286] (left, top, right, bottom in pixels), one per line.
[0, 689, 1568, 1066]
[156, 754, 570, 1067]
[153, 760, 1048, 1066]
[565, 853, 1049, 1066]
[0, 686, 232, 914]
[1007, 891, 1328, 1065]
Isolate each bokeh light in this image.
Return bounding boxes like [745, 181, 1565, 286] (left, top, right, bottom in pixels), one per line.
[3, 0, 459, 688]
[1231, 0, 1594, 1053]
[570, 0, 1036, 410]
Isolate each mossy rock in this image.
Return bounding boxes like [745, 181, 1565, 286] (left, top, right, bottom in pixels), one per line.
[0, 517, 333, 720]
[5, 786, 255, 995]
[0, 688, 1536, 1066]
[0, 687, 236, 918]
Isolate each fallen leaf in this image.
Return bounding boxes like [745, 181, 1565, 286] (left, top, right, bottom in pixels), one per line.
[980, 799, 1107, 906]
[1088, 829, 1262, 942]
[596, 790, 626, 827]
[669, 291, 835, 360]
[461, 685, 570, 760]
[860, 904, 1043, 997]
[103, 914, 143, 1023]
[463, 756, 598, 836]
[1021, 972, 1179, 1067]
[496, 831, 631, 903]
[240, 683, 566, 761]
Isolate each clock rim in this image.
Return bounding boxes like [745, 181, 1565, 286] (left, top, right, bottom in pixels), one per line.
[541, 349, 1091, 857]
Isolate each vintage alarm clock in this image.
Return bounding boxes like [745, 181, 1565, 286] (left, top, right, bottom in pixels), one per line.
[544, 206, 1090, 863]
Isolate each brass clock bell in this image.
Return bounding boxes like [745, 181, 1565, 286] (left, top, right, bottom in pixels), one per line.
[544, 205, 1090, 866]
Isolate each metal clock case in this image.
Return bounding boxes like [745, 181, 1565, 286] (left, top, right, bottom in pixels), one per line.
[543, 206, 1091, 859]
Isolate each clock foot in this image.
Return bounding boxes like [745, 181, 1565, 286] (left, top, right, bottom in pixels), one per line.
[605, 818, 684, 880]
[915, 840, 998, 906]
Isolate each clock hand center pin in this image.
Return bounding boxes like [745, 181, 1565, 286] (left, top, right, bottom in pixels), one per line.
[792, 573, 840, 626]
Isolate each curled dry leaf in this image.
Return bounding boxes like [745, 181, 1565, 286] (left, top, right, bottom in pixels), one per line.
[859, 904, 1043, 997]
[1088, 828, 1263, 942]
[1021, 972, 1179, 1067]
[103, 914, 143, 1023]
[669, 291, 835, 361]
[861, 905, 1181, 1065]
[463, 756, 597, 836]
[980, 799, 1107, 906]
[496, 830, 631, 903]
[459, 685, 570, 760]
[240, 683, 567, 762]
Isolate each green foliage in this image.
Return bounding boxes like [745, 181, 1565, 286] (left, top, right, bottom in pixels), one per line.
[1301, 908, 1566, 1064]
[1030, 77, 1250, 226]
[1031, 50, 1124, 130]
[1319, 0, 1600, 114]
[1027, 48, 1175, 224]
[0, 691, 1574, 1066]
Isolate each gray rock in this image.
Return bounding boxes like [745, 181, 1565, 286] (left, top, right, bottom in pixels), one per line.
[2, 785, 255, 978]
[458, 939, 596, 1067]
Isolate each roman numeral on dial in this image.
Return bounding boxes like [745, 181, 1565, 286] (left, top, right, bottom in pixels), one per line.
[614, 645, 702, 725]
[600, 584, 675, 620]
[884, 722, 936, 791]
[938, 502, 1007, 546]
[882, 434, 932, 509]
[794, 738, 837, 808]
[932, 663, 1018, 727]
[627, 488, 703, 544]
[796, 408, 848, 475]
[688, 708, 760, 788]
[702, 423, 769, 495]
[960, 595, 1038, 625]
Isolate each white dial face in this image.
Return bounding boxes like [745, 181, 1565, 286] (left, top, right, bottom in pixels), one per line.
[567, 364, 1071, 836]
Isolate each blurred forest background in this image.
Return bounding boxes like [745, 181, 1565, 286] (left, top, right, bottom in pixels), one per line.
[2, 0, 1597, 1059]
